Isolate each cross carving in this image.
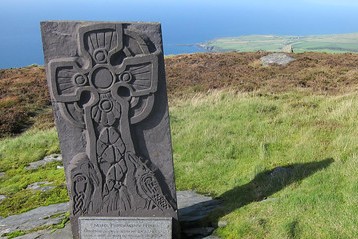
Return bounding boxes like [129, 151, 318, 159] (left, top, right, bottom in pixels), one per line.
[47, 23, 172, 216]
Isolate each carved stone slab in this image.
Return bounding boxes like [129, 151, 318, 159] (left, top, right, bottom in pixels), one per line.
[79, 217, 172, 239]
[41, 21, 178, 239]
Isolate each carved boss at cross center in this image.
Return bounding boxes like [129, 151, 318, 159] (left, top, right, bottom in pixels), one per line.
[48, 23, 173, 217]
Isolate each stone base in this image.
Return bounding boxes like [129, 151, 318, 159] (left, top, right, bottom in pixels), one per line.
[79, 217, 172, 239]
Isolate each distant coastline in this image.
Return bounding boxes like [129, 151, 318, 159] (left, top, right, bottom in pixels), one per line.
[164, 43, 207, 56]
[198, 33, 358, 53]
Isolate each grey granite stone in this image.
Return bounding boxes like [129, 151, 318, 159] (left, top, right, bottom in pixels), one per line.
[202, 236, 220, 239]
[14, 223, 72, 239]
[16, 230, 48, 239]
[183, 227, 215, 238]
[0, 202, 69, 237]
[26, 154, 62, 170]
[41, 21, 178, 238]
[260, 53, 295, 66]
[0, 195, 6, 202]
[178, 191, 220, 225]
[26, 181, 55, 192]
[43, 223, 73, 239]
[178, 191, 221, 239]
[217, 220, 227, 228]
[0, 172, 5, 178]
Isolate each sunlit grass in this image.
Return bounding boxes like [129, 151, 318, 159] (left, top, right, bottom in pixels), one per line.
[0, 128, 66, 217]
[170, 90, 358, 238]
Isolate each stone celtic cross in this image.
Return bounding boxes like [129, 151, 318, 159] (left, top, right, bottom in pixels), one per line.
[41, 21, 178, 239]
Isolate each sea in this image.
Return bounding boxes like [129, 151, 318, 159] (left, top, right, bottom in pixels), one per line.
[1, 0, 358, 69]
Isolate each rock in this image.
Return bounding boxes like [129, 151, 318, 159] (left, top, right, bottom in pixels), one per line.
[178, 191, 221, 238]
[183, 227, 215, 238]
[26, 182, 55, 192]
[0, 172, 5, 178]
[0, 202, 69, 237]
[260, 53, 295, 66]
[1, 191, 221, 238]
[178, 190, 220, 226]
[15, 229, 48, 239]
[26, 154, 62, 170]
[15, 223, 72, 239]
[203, 236, 220, 239]
[217, 220, 228, 228]
[0, 195, 6, 202]
[42, 223, 73, 239]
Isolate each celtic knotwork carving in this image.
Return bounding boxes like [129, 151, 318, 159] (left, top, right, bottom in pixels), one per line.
[48, 23, 172, 217]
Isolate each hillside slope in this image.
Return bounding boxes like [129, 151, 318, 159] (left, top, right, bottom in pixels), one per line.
[2, 52, 358, 238]
[2, 52, 358, 137]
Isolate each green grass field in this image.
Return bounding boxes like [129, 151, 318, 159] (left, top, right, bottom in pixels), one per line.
[171, 90, 358, 238]
[202, 33, 358, 53]
[2, 89, 358, 238]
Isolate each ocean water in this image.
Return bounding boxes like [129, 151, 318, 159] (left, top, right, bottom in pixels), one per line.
[1, 0, 358, 69]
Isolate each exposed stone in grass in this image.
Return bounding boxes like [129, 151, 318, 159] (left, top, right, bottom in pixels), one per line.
[0, 195, 6, 202]
[217, 220, 228, 228]
[26, 182, 54, 192]
[260, 53, 295, 66]
[0, 202, 69, 237]
[183, 227, 216, 238]
[178, 190, 220, 224]
[15, 230, 46, 239]
[25, 154, 62, 170]
[178, 190, 221, 238]
[0, 172, 4, 178]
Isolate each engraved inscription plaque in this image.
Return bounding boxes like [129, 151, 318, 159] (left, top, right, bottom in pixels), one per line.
[41, 21, 178, 238]
[79, 217, 172, 239]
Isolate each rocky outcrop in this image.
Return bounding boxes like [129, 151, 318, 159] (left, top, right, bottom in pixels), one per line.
[0, 203, 69, 238]
[260, 53, 295, 66]
[26, 182, 55, 192]
[25, 154, 62, 170]
[0, 195, 6, 203]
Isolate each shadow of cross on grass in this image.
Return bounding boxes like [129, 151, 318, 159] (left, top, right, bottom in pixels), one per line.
[211, 158, 334, 226]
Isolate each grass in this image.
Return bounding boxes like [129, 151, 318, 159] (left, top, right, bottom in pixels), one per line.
[170, 90, 358, 238]
[0, 128, 67, 217]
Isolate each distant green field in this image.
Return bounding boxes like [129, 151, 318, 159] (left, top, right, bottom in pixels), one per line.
[201, 33, 358, 53]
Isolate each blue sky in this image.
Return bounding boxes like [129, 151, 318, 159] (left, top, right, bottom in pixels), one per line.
[1, 0, 358, 68]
